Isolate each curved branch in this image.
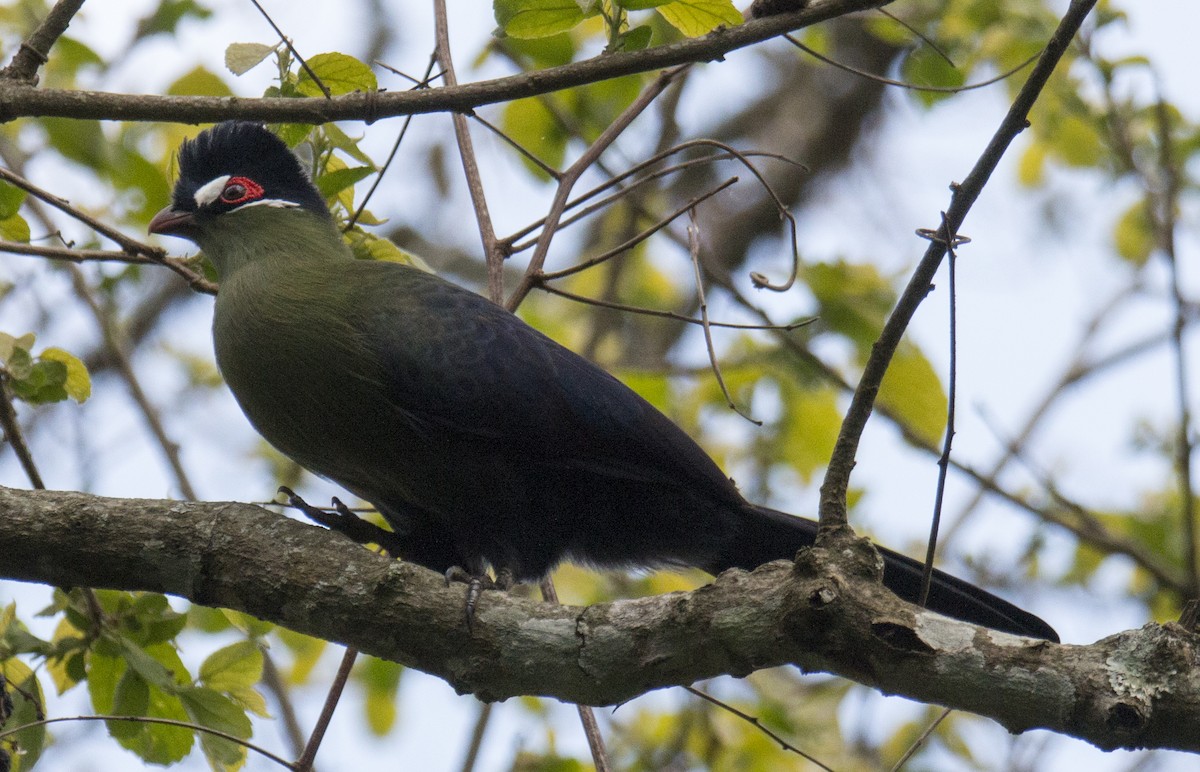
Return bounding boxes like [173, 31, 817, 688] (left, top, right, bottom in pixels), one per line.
[817, 0, 1098, 529]
[0, 0, 885, 124]
[0, 485, 1196, 754]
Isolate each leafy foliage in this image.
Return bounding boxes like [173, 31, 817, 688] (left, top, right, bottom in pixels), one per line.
[0, 0, 1196, 769]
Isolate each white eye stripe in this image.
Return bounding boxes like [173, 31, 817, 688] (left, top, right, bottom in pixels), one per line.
[193, 175, 230, 207]
[237, 198, 300, 210]
[191, 175, 299, 211]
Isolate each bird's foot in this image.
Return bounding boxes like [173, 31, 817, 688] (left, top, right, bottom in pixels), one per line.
[279, 486, 404, 556]
[444, 566, 514, 631]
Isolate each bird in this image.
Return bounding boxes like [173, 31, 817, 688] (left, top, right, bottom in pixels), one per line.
[149, 121, 1057, 641]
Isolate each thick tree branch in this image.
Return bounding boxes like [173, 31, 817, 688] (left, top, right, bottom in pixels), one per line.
[0, 0, 884, 124]
[1, 485, 1196, 753]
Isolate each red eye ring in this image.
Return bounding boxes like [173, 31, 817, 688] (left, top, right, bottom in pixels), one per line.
[220, 176, 264, 205]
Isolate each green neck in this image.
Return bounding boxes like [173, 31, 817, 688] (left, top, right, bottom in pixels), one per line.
[195, 206, 351, 281]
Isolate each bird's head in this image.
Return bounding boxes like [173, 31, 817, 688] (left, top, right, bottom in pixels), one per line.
[149, 121, 330, 244]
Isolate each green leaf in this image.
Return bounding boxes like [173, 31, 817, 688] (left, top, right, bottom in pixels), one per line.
[0, 181, 26, 219]
[6, 346, 33, 380]
[275, 628, 327, 684]
[296, 52, 377, 96]
[88, 650, 123, 714]
[1017, 139, 1047, 186]
[656, 0, 742, 36]
[228, 684, 270, 718]
[877, 342, 947, 447]
[0, 332, 34, 365]
[10, 359, 68, 404]
[47, 617, 88, 693]
[1113, 200, 1155, 266]
[168, 65, 234, 97]
[356, 656, 403, 735]
[274, 122, 314, 148]
[109, 669, 194, 764]
[43, 36, 105, 86]
[218, 609, 274, 638]
[902, 47, 967, 107]
[225, 42, 275, 76]
[315, 165, 374, 200]
[618, 24, 653, 50]
[199, 641, 263, 692]
[180, 687, 252, 770]
[347, 232, 434, 271]
[494, 0, 591, 39]
[1, 659, 47, 771]
[619, 0, 672, 9]
[110, 670, 150, 739]
[780, 385, 841, 483]
[112, 634, 181, 692]
[805, 260, 894, 354]
[502, 97, 567, 176]
[322, 122, 375, 165]
[39, 347, 91, 403]
[134, 0, 213, 40]
[1047, 114, 1103, 167]
[0, 213, 30, 242]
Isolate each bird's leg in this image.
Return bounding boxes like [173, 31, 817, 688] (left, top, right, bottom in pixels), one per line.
[444, 565, 516, 631]
[279, 486, 405, 556]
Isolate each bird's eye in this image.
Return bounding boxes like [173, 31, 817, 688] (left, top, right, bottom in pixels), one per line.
[220, 182, 247, 203]
[221, 183, 245, 202]
[217, 176, 264, 205]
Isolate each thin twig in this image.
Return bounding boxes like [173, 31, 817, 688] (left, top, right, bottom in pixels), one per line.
[457, 701, 493, 772]
[888, 707, 952, 771]
[261, 649, 310, 766]
[471, 113, 563, 181]
[506, 148, 800, 252]
[538, 577, 611, 771]
[538, 283, 813, 332]
[786, 35, 1039, 94]
[432, 3, 504, 302]
[876, 7, 955, 67]
[684, 686, 834, 771]
[1154, 95, 1198, 595]
[0, 715, 294, 769]
[688, 210, 759, 425]
[0, 374, 44, 487]
[249, 0, 330, 98]
[918, 215, 964, 605]
[712, 246, 1190, 593]
[540, 177, 738, 282]
[294, 646, 357, 771]
[961, 418, 1190, 594]
[0, 239, 148, 263]
[506, 64, 693, 311]
[939, 284, 1149, 548]
[817, 0, 1099, 531]
[0, 165, 214, 292]
[0, 0, 86, 83]
[345, 56, 441, 231]
[67, 265, 198, 500]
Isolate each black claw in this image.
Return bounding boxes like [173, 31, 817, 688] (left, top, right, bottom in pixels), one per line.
[444, 566, 518, 632]
[278, 486, 404, 556]
[464, 576, 483, 632]
[495, 567, 514, 591]
[444, 566, 471, 587]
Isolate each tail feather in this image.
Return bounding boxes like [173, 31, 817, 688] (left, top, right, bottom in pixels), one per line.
[711, 506, 1058, 642]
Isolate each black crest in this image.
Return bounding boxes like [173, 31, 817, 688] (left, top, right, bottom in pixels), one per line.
[172, 122, 329, 218]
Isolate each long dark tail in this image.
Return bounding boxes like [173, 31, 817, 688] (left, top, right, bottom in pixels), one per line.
[709, 505, 1058, 642]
